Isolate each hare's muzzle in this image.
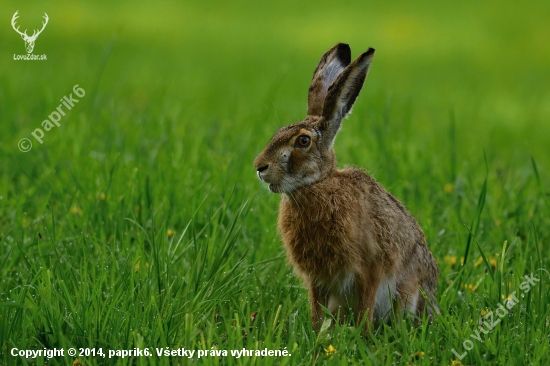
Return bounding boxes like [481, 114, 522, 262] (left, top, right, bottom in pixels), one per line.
[256, 165, 281, 192]
[268, 184, 281, 193]
[254, 162, 284, 193]
[256, 164, 269, 180]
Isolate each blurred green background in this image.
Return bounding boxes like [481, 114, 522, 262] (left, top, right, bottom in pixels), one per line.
[3, 0, 550, 159]
[1, 0, 550, 365]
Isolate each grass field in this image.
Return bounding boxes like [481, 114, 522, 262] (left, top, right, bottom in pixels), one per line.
[1, 0, 550, 365]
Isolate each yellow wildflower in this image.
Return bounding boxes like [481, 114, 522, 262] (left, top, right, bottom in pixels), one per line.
[444, 255, 457, 266]
[325, 344, 337, 355]
[70, 206, 82, 216]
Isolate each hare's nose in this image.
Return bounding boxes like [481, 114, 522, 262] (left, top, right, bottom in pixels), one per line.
[256, 164, 269, 179]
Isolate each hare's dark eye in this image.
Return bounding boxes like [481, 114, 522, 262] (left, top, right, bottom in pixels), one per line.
[296, 135, 311, 148]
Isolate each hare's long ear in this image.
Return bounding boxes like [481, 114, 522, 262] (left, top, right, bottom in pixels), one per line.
[319, 48, 375, 144]
[307, 43, 351, 117]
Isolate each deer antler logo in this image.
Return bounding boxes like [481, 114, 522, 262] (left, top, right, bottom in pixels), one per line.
[11, 11, 49, 54]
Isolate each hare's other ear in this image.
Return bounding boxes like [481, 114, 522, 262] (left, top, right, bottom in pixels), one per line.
[307, 43, 351, 117]
[319, 48, 375, 144]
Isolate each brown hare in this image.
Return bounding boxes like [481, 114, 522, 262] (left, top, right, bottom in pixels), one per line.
[253, 43, 439, 333]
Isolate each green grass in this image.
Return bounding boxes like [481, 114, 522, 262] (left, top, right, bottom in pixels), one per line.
[1, 0, 550, 364]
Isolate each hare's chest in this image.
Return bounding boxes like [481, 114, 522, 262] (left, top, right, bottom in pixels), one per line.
[278, 201, 352, 280]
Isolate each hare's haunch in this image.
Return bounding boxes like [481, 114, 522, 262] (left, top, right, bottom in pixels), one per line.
[254, 44, 439, 333]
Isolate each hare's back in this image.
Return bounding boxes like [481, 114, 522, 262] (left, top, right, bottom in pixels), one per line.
[333, 167, 426, 248]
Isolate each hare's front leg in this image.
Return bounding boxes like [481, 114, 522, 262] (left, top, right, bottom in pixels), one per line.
[308, 284, 329, 331]
[356, 272, 382, 334]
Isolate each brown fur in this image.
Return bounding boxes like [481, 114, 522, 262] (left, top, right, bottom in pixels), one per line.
[254, 43, 439, 333]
